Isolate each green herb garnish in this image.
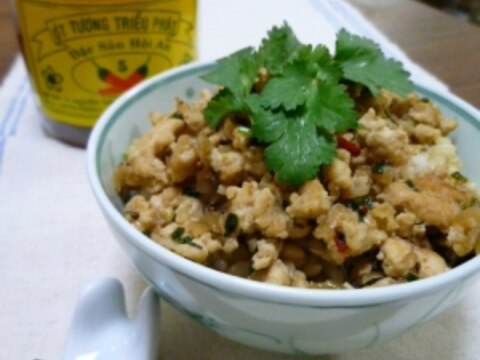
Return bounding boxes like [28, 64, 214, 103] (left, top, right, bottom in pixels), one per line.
[225, 213, 239, 235]
[171, 227, 185, 241]
[462, 198, 480, 209]
[188, 242, 203, 249]
[171, 227, 202, 248]
[451, 171, 468, 183]
[172, 111, 184, 120]
[345, 195, 373, 220]
[334, 30, 413, 96]
[405, 179, 417, 191]
[372, 162, 388, 174]
[183, 188, 201, 198]
[181, 235, 193, 244]
[201, 23, 412, 187]
[405, 273, 419, 282]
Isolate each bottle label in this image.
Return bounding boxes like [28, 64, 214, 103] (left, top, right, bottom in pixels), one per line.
[16, 0, 197, 127]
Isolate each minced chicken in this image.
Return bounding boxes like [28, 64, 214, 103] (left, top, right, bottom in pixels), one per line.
[114, 88, 480, 289]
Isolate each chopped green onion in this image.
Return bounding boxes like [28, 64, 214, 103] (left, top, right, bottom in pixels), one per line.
[236, 126, 252, 137]
[181, 235, 193, 244]
[171, 227, 201, 248]
[345, 196, 373, 211]
[225, 213, 239, 235]
[172, 111, 184, 120]
[188, 242, 203, 249]
[462, 198, 480, 209]
[171, 227, 185, 241]
[405, 180, 417, 191]
[372, 162, 388, 174]
[451, 171, 468, 183]
[345, 196, 373, 221]
[183, 188, 201, 198]
[405, 273, 419, 282]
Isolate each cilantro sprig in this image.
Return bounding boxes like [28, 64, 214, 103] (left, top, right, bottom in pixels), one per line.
[201, 23, 413, 187]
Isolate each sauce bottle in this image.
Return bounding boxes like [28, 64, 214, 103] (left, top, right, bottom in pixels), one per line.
[13, 0, 197, 146]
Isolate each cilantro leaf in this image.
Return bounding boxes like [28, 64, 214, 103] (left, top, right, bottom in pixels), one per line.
[259, 75, 310, 111]
[335, 29, 413, 96]
[201, 25, 414, 187]
[306, 81, 357, 133]
[359, 58, 414, 96]
[247, 95, 288, 142]
[257, 22, 302, 75]
[264, 118, 336, 187]
[260, 45, 341, 111]
[201, 47, 258, 97]
[310, 45, 343, 82]
[203, 89, 246, 128]
[259, 46, 316, 110]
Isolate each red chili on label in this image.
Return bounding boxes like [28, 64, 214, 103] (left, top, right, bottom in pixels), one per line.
[96, 62, 149, 96]
[125, 64, 148, 88]
[336, 135, 361, 156]
[98, 86, 127, 96]
[97, 66, 128, 89]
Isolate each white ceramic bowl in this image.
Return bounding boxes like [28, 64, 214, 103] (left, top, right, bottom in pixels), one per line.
[87, 61, 480, 355]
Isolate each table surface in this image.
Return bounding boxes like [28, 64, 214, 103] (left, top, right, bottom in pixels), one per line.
[2, 0, 479, 108]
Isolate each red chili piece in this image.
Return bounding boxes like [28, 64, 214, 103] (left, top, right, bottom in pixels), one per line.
[335, 235, 349, 254]
[336, 135, 361, 157]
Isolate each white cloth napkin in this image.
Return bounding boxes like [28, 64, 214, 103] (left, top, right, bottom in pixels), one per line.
[1, 1, 479, 359]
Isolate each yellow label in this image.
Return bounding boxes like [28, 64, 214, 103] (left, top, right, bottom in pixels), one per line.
[16, 0, 197, 127]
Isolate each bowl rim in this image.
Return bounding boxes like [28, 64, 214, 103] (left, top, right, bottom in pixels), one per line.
[87, 60, 480, 307]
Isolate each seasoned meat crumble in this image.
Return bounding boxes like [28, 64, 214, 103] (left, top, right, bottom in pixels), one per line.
[114, 89, 480, 289]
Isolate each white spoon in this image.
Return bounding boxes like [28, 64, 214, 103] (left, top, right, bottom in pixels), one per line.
[62, 278, 160, 360]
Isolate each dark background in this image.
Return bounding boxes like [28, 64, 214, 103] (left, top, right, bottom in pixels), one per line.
[419, 0, 480, 25]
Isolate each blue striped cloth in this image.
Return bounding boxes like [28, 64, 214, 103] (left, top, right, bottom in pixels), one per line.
[0, 59, 31, 167]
